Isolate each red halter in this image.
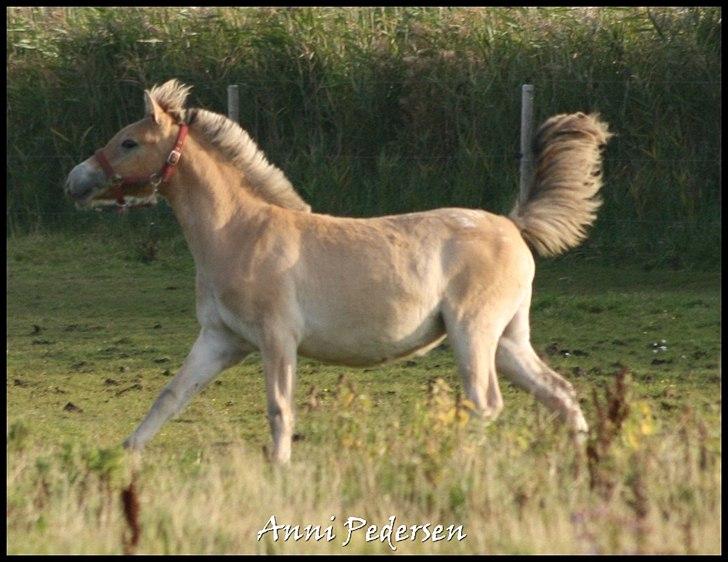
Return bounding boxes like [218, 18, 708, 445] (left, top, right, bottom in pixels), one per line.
[93, 122, 189, 207]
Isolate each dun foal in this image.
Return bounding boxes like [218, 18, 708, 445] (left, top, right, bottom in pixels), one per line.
[65, 80, 611, 462]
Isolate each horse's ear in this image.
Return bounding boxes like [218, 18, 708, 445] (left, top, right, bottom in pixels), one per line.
[144, 91, 164, 124]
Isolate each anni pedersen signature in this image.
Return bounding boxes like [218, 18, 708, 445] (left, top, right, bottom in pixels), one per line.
[257, 515, 466, 551]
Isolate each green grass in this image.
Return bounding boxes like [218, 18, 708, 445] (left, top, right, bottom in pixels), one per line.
[6, 7, 722, 267]
[6, 231, 721, 553]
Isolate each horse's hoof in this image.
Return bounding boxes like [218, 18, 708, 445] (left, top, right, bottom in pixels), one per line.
[123, 437, 144, 452]
[572, 429, 589, 446]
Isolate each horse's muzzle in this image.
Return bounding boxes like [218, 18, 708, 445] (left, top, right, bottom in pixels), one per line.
[64, 160, 106, 204]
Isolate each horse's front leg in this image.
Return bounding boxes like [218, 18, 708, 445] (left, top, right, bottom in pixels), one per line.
[260, 331, 298, 464]
[123, 327, 250, 450]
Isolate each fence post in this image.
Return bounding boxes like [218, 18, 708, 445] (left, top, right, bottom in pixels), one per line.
[519, 84, 535, 202]
[227, 84, 240, 123]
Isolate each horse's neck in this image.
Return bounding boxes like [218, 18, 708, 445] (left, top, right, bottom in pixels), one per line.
[162, 140, 271, 268]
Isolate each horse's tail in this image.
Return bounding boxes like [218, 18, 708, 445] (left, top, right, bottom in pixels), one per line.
[509, 112, 612, 257]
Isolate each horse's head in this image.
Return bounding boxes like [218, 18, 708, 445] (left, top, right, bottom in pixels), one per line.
[64, 81, 190, 208]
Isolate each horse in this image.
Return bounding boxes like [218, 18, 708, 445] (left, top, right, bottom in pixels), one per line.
[64, 79, 611, 463]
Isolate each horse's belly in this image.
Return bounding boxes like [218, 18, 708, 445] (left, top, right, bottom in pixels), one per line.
[298, 309, 446, 367]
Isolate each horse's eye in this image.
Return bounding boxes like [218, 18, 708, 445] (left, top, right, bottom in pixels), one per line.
[121, 139, 138, 149]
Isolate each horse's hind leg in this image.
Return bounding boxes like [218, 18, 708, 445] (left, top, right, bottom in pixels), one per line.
[496, 294, 589, 436]
[444, 312, 504, 420]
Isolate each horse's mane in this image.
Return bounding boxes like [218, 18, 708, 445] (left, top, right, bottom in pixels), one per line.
[148, 79, 311, 213]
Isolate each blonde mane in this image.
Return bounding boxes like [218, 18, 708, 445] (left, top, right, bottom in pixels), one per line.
[148, 80, 311, 213]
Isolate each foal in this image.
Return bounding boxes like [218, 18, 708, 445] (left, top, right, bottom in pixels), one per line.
[65, 80, 611, 462]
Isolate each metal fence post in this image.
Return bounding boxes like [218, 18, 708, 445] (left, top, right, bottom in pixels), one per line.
[227, 84, 240, 123]
[519, 84, 535, 202]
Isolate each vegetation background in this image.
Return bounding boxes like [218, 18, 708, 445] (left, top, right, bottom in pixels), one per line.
[6, 7, 721, 268]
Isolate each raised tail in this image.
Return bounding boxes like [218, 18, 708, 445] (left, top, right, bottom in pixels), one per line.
[509, 112, 612, 257]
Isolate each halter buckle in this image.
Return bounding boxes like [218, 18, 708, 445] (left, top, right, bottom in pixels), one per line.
[115, 198, 129, 209]
[167, 149, 182, 165]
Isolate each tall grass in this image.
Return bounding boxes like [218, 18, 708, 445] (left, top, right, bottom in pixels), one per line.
[7, 7, 721, 266]
[7, 375, 720, 553]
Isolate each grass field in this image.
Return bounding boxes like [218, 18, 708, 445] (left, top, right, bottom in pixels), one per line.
[6, 229, 721, 554]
